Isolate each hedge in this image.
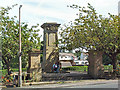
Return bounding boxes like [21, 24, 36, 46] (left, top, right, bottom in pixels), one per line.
[62, 65, 120, 72]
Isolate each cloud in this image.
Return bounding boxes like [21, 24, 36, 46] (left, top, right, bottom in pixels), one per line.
[0, 0, 119, 41]
[1, 0, 119, 24]
[24, 5, 75, 21]
[93, 0, 119, 15]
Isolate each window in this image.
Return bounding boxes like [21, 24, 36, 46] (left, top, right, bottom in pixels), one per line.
[76, 62, 79, 65]
[82, 62, 84, 64]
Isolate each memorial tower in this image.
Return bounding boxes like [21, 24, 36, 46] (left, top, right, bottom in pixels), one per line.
[41, 22, 60, 72]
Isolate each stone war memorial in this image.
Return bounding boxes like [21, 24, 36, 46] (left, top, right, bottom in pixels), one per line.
[27, 22, 105, 81]
[27, 22, 60, 81]
[41, 22, 60, 73]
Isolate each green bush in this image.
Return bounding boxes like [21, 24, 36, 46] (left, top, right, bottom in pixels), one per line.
[62, 65, 120, 72]
[11, 68, 27, 72]
[1, 69, 7, 75]
[104, 65, 113, 70]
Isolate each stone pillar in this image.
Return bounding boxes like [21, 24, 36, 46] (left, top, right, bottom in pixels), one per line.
[41, 22, 60, 72]
[27, 49, 42, 81]
[88, 50, 104, 78]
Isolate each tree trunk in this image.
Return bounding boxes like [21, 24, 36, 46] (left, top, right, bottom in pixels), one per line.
[112, 59, 117, 71]
[2, 56, 11, 75]
[112, 55, 117, 77]
[7, 62, 11, 75]
[105, 52, 120, 78]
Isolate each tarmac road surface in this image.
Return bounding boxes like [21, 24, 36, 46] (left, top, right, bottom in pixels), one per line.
[1, 79, 118, 90]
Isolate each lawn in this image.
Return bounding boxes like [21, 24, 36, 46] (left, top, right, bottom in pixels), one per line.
[0, 68, 27, 76]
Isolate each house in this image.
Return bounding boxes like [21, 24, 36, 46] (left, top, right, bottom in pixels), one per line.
[74, 52, 89, 65]
[59, 52, 89, 67]
[59, 53, 76, 68]
[80, 52, 88, 61]
[74, 60, 89, 65]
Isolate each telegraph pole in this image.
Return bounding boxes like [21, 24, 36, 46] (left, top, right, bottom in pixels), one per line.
[18, 5, 22, 87]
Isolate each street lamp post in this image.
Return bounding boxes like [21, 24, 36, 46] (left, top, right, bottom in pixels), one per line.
[118, 1, 120, 26]
[18, 5, 22, 87]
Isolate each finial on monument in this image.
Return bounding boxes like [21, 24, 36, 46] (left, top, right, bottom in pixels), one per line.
[41, 22, 61, 31]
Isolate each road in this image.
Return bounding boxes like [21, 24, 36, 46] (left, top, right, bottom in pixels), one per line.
[23, 79, 118, 88]
[67, 81, 118, 88]
[1, 79, 119, 90]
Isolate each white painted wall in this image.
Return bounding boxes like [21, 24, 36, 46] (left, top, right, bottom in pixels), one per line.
[59, 55, 74, 61]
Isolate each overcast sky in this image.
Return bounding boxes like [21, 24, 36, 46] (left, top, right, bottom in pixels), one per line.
[0, 0, 120, 40]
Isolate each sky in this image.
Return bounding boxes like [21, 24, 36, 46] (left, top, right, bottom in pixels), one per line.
[0, 0, 120, 41]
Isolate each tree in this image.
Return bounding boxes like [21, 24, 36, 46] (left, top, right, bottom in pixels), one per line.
[102, 55, 112, 65]
[60, 3, 120, 74]
[74, 50, 81, 60]
[1, 5, 41, 75]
